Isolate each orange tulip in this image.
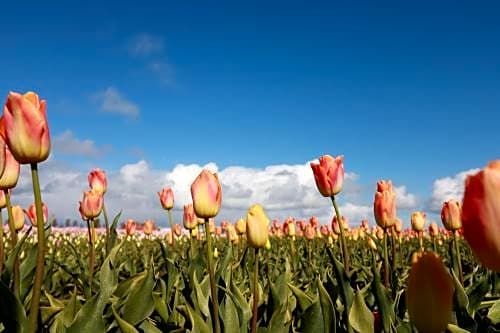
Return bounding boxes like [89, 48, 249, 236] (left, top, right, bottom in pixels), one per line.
[428, 222, 439, 238]
[25, 202, 48, 227]
[310, 155, 344, 197]
[441, 200, 462, 231]
[246, 204, 270, 248]
[78, 190, 103, 220]
[143, 219, 155, 235]
[158, 187, 174, 210]
[462, 161, 500, 271]
[374, 180, 397, 229]
[2, 91, 50, 164]
[173, 223, 182, 237]
[407, 252, 453, 333]
[124, 219, 136, 236]
[183, 204, 198, 230]
[0, 146, 20, 190]
[191, 169, 222, 218]
[411, 211, 426, 232]
[88, 168, 107, 195]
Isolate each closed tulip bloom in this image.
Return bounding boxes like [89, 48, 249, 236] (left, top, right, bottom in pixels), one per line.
[0, 146, 20, 190]
[429, 222, 439, 238]
[173, 223, 182, 237]
[310, 155, 344, 197]
[88, 168, 107, 195]
[331, 215, 348, 235]
[183, 204, 198, 230]
[374, 180, 397, 229]
[462, 161, 500, 271]
[124, 219, 136, 236]
[25, 202, 48, 227]
[367, 237, 377, 251]
[143, 220, 155, 235]
[304, 225, 315, 240]
[411, 212, 427, 232]
[226, 224, 238, 243]
[2, 91, 50, 164]
[191, 169, 222, 218]
[235, 218, 246, 235]
[246, 204, 270, 249]
[441, 200, 462, 231]
[407, 252, 453, 333]
[12, 205, 26, 232]
[0, 189, 8, 208]
[158, 187, 174, 210]
[0, 136, 6, 179]
[284, 220, 296, 237]
[79, 190, 103, 220]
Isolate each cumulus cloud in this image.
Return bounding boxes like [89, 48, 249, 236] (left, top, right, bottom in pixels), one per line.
[428, 168, 479, 212]
[8, 160, 416, 228]
[127, 34, 164, 56]
[53, 130, 110, 157]
[394, 185, 418, 209]
[95, 87, 139, 117]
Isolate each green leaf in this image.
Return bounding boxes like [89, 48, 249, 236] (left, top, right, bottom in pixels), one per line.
[288, 283, 315, 312]
[112, 305, 139, 333]
[317, 278, 336, 333]
[222, 294, 240, 333]
[349, 289, 374, 333]
[121, 264, 156, 325]
[20, 246, 38, 302]
[447, 323, 471, 333]
[372, 262, 395, 333]
[192, 270, 210, 318]
[230, 279, 252, 324]
[107, 210, 122, 254]
[0, 279, 28, 333]
[61, 288, 80, 327]
[488, 298, 500, 325]
[66, 295, 105, 333]
[467, 275, 490, 315]
[139, 319, 163, 333]
[178, 304, 211, 333]
[328, 249, 354, 310]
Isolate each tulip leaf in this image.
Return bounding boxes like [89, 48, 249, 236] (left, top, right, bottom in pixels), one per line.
[192, 270, 210, 318]
[487, 298, 500, 324]
[121, 263, 156, 325]
[372, 262, 395, 333]
[349, 289, 374, 333]
[0, 279, 28, 333]
[112, 305, 139, 333]
[467, 274, 490, 315]
[300, 279, 335, 333]
[178, 304, 211, 333]
[221, 294, 240, 333]
[61, 288, 80, 326]
[107, 210, 122, 254]
[20, 246, 38, 302]
[447, 324, 471, 333]
[288, 283, 315, 312]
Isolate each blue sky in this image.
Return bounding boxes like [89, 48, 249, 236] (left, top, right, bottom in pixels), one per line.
[1, 1, 499, 226]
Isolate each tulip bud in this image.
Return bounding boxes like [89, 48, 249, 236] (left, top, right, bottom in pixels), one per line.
[165, 231, 173, 245]
[246, 204, 270, 249]
[191, 169, 222, 218]
[428, 222, 439, 238]
[213, 247, 219, 258]
[235, 218, 246, 235]
[310, 155, 344, 197]
[411, 212, 426, 232]
[79, 190, 103, 220]
[284, 220, 296, 237]
[407, 252, 453, 333]
[0, 189, 8, 209]
[304, 225, 315, 240]
[158, 187, 174, 210]
[374, 180, 397, 229]
[0, 136, 6, 179]
[124, 219, 136, 236]
[0, 146, 20, 190]
[1, 91, 51, 164]
[143, 220, 155, 236]
[88, 168, 107, 195]
[462, 161, 500, 271]
[25, 202, 48, 227]
[367, 237, 377, 251]
[183, 204, 198, 230]
[11, 205, 25, 232]
[173, 223, 182, 237]
[441, 200, 462, 231]
[265, 239, 271, 250]
[226, 224, 238, 243]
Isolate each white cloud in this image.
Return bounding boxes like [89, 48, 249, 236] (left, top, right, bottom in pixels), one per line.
[8, 160, 390, 227]
[394, 185, 418, 209]
[95, 87, 139, 117]
[428, 168, 480, 212]
[148, 61, 174, 85]
[53, 130, 109, 157]
[127, 34, 164, 56]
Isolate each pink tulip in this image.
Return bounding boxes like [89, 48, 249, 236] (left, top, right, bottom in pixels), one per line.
[191, 169, 222, 218]
[158, 187, 174, 210]
[310, 155, 344, 197]
[88, 168, 107, 195]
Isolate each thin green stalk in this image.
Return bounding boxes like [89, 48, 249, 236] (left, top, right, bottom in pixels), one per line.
[391, 230, 397, 270]
[331, 195, 350, 273]
[204, 218, 220, 333]
[454, 231, 463, 285]
[102, 201, 110, 254]
[432, 237, 437, 252]
[87, 219, 95, 294]
[27, 163, 46, 333]
[190, 229, 196, 259]
[383, 229, 390, 289]
[4, 190, 19, 298]
[418, 232, 423, 250]
[0, 209, 3, 274]
[251, 248, 259, 333]
[167, 209, 175, 246]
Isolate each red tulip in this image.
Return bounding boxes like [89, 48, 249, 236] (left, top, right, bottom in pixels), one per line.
[310, 155, 344, 197]
[25, 202, 48, 227]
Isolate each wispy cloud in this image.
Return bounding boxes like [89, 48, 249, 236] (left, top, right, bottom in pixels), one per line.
[148, 61, 175, 85]
[127, 34, 164, 56]
[94, 87, 139, 117]
[53, 130, 110, 157]
[428, 168, 479, 212]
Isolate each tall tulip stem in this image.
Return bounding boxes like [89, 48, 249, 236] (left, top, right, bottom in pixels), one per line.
[383, 229, 390, 288]
[167, 209, 175, 246]
[4, 190, 19, 297]
[87, 219, 95, 294]
[331, 195, 350, 273]
[204, 218, 220, 333]
[102, 201, 110, 254]
[251, 248, 259, 333]
[0, 209, 4, 274]
[454, 231, 463, 284]
[28, 163, 46, 333]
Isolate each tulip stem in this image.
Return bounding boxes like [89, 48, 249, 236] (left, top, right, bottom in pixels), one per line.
[251, 248, 259, 333]
[4, 190, 19, 298]
[87, 219, 95, 294]
[391, 230, 397, 270]
[204, 218, 220, 333]
[0, 209, 4, 274]
[331, 195, 350, 273]
[454, 231, 463, 285]
[383, 229, 390, 289]
[167, 209, 175, 246]
[102, 201, 110, 255]
[28, 163, 46, 333]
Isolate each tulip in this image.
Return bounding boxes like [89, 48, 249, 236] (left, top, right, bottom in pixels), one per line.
[11, 205, 25, 232]
[25, 202, 48, 227]
[411, 211, 426, 232]
[429, 222, 439, 238]
[441, 200, 462, 231]
[0, 136, 6, 179]
[226, 224, 238, 243]
[0, 146, 20, 190]
[310, 155, 344, 197]
[407, 252, 453, 333]
[183, 204, 198, 230]
[191, 169, 222, 219]
[374, 180, 397, 229]
[0, 189, 7, 209]
[143, 220, 155, 236]
[235, 217, 246, 235]
[79, 190, 103, 220]
[462, 160, 500, 272]
[304, 225, 315, 240]
[1, 91, 51, 164]
[246, 204, 270, 249]
[158, 187, 174, 210]
[124, 219, 136, 236]
[284, 220, 296, 238]
[173, 223, 182, 237]
[88, 168, 107, 195]
[309, 216, 319, 228]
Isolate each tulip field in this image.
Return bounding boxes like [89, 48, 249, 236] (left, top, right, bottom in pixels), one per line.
[0, 91, 500, 333]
